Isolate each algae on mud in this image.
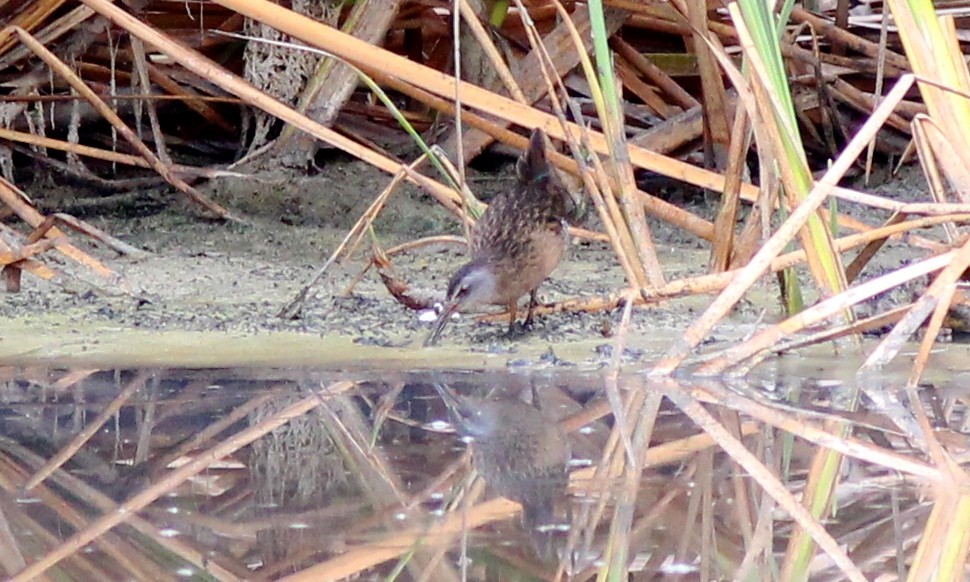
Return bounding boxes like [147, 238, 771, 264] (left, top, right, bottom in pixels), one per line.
[0, 160, 943, 371]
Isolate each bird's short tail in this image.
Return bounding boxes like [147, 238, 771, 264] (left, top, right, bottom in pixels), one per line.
[516, 128, 552, 185]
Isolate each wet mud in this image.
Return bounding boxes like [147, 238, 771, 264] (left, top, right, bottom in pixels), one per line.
[0, 158, 941, 369]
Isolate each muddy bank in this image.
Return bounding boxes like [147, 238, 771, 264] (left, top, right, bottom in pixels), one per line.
[0, 158, 937, 368]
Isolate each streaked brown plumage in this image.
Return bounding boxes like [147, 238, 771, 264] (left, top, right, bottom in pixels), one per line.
[430, 383, 571, 534]
[424, 128, 574, 346]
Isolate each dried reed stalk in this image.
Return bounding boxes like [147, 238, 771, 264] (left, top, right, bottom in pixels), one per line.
[23, 372, 151, 491]
[8, 381, 356, 582]
[12, 27, 231, 219]
[0, 177, 118, 281]
[652, 75, 917, 375]
[665, 384, 867, 582]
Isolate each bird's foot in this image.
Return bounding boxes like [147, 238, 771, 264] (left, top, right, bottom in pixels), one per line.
[506, 319, 535, 338]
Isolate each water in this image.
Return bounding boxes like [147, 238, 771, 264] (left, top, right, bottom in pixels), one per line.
[0, 363, 957, 580]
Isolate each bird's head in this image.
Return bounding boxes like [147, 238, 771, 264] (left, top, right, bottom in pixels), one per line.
[444, 258, 498, 307]
[424, 258, 498, 346]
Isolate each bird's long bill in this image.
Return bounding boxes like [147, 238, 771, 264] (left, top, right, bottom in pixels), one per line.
[424, 301, 460, 346]
[431, 383, 478, 433]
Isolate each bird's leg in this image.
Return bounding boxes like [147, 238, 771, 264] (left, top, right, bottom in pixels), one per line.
[524, 289, 539, 329]
[530, 382, 542, 411]
[506, 301, 518, 336]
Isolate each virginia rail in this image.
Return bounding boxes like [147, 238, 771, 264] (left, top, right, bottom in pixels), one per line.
[424, 128, 574, 346]
[430, 383, 571, 534]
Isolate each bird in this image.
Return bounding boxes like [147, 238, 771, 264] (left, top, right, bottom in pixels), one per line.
[424, 128, 575, 346]
[429, 382, 571, 536]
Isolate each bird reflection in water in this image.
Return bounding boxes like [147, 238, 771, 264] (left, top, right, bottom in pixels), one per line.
[430, 383, 572, 560]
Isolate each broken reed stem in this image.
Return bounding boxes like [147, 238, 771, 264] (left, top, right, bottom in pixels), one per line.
[341, 235, 465, 297]
[32, 213, 148, 258]
[610, 36, 699, 110]
[0, 237, 56, 265]
[0, 177, 116, 279]
[278, 158, 422, 318]
[710, 102, 751, 271]
[789, 7, 911, 71]
[342, 157, 428, 265]
[845, 212, 910, 282]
